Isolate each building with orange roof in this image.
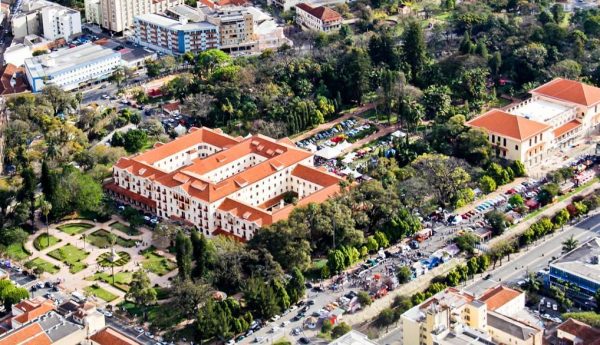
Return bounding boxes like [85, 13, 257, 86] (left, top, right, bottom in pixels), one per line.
[89, 327, 141, 345]
[401, 285, 542, 345]
[555, 318, 600, 345]
[295, 3, 342, 33]
[106, 127, 342, 241]
[467, 79, 600, 168]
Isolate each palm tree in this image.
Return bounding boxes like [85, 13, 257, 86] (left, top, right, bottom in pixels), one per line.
[40, 198, 52, 248]
[108, 232, 117, 285]
[562, 235, 579, 253]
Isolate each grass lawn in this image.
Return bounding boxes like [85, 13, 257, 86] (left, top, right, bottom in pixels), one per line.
[25, 258, 60, 274]
[33, 234, 61, 251]
[87, 271, 133, 292]
[109, 222, 140, 236]
[86, 230, 136, 249]
[4, 243, 31, 261]
[57, 223, 94, 235]
[48, 244, 89, 273]
[121, 301, 182, 328]
[142, 251, 176, 276]
[97, 251, 131, 267]
[85, 284, 118, 302]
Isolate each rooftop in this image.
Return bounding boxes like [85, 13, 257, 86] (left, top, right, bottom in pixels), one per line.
[0, 310, 83, 345]
[478, 285, 522, 312]
[557, 318, 600, 344]
[24, 43, 119, 79]
[508, 98, 573, 123]
[487, 311, 540, 341]
[403, 288, 473, 322]
[466, 109, 551, 141]
[327, 330, 378, 345]
[295, 3, 342, 22]
[90, 327, 141, 345]
[530, 78, 600, 107]
[550, 237, 600, 286]
[135, 13, 217, 31]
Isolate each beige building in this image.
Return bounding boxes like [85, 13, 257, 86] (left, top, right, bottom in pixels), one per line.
[100, 0, 184, 33]
[467, 78, 600, 168]
[401, 286, 542, 345]
[85, 0, 102, 25]
[106, 127, 341, 241]
[201, 6, 257, 53]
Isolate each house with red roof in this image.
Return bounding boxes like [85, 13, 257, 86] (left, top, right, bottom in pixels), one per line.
[295, 3, 342, 33]
[467, 78, 600, 168]
[106, 127, 342, 241]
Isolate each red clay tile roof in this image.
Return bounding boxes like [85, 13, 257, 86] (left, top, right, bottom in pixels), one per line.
[466, 109, 551, 141]
[0, 323, 51, 345]
[296, 3, 341, 22]
[104, 182, 157, 209]
[531, 78, 600, 107]
[134, 127, 240, 165]
[217, 0, 248, 6]
[218, 198, 272, 226]
[0, 64, 29, 95]
[479, 285, 521, 311]
[90, 327, 141, 345]
[212, 227, 247, 242]
[553, 119, 581, 138]
[162, 102, 180, 113]
[291, 164, 341, 187]
[557, 318, 600, 344]
[12, 300, 55, 325]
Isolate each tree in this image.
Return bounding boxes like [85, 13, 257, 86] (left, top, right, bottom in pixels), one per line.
[396, 266, 412, 283]
[539, 183, 560, 205]
[479, 175, 497, 193]
[562, 235, 579, 253]
[286, 267, 306, 304]
[191, 229, 216, 278]
[454, 233, 479, 255]
[0, 279, 29, 311]
[40, 198, 52, 248]
[467, 257, 480, 276]
[19, 166, 37, 226]
[126, 270, 157, 320]
[196, 49, 231, 79]
[328, 249, 346, 274]
[594, 289, 600, 314]
[331, 322, 352, 338]
[509, 194, 524, 208]
[357, 291, 372, 307]
[511, 160, 526, 177]
[171, 278, 212, 319]
[321, 319, 333, 334]
[376, 308, 396, 330]
[175, 230, 193, 280]
[485, 210, 508, 236]
[121, 129, 148, 153]
[422, 85, 452, 121]
[337, 48, 372, 104]
[411, 154, 471, 207]
[402, 21, 427, 82]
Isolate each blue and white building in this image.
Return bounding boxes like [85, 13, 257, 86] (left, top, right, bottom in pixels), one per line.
[549, 237, 600, 301]
[24, 43, 121, 92]
[133, 13, 219, 55]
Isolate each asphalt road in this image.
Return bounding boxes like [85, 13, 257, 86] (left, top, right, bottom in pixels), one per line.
[377, 212, 600, 345]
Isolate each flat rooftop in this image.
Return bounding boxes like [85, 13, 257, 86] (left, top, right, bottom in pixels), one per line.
[327, 330, 378, 345]
[25, 43, 119, 79]
[509, 98, 573, 124]
[135, 13, 216, 31]
[550, 237, 600, 285]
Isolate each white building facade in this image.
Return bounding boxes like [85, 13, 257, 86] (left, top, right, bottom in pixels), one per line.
[85, 0, 102, 25]
[100, 0, 184, 33]
[40, 5, 82, 41]
[24, 43, 121, 92]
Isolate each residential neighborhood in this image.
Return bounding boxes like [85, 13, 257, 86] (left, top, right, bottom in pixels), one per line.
[0, 0, 600, 344]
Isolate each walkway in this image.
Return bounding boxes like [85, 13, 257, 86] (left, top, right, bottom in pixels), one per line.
[23, 216, 178, 306]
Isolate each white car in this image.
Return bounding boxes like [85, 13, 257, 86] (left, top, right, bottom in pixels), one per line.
[270, 315, 281, 322]
[270, 326, 281, 333]
[134, 327, 144, 333]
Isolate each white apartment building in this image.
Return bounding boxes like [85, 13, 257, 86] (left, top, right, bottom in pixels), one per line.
[85, 0, 102, 25]
[467, 78, 600, 168]
[401, 286, 542, 345]
[40, 5, 81, 41]
[100, 0, 184, 33]
[295, 3, 342, 33]
[11, 0, 81, 40]
[106, 127, 342, 241]
[24, 43, 121, 92]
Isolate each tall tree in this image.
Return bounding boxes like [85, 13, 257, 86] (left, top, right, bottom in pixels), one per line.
[175, 230, 193, 280]
[191, 229, 216, 278]
[126, 270, 157, 321]
[402, 21, 428, 83]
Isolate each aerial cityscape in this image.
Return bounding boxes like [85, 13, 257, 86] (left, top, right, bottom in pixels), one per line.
[0, 0, 598, 344]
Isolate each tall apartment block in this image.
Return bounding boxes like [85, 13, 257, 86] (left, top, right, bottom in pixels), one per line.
[100, 0, 184, 33]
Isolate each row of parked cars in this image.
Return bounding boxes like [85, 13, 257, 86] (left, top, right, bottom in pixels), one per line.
[296, 118, 360, 149]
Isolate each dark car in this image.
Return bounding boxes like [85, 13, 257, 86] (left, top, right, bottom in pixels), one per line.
[304, 282, 313, 289]
[307, 300, 315, 306]
[483, 274, 492, 280]
[291, 315, 301, 322]
[312, 286, 323, 292]
[299, 337, 311, 344]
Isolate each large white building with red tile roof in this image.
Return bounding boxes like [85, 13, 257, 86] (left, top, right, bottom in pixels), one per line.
[106, 127, 342, 241]
[295, 3, 342, 33]
[467, 78, 600, 167]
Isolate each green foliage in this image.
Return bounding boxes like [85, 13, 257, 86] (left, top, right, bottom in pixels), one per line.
[479, 175, 497, 193]
[0, 279, 30, 311]
[562, 312, 600, 328]
[331, 322, 352, 338]
[454, 233, 480, 255]
[485, 210, 509, 236]
[357, 291, 372, 306]
[396, 266, 413, 284]
[175, 231, 193, 280]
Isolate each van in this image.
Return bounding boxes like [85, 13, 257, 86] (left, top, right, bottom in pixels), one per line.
[71, 291, 87, 303]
